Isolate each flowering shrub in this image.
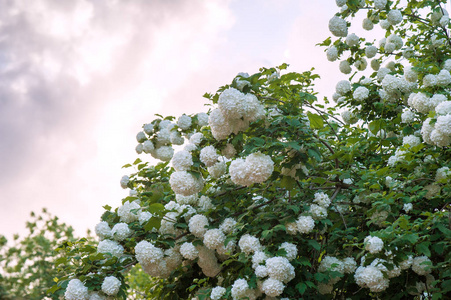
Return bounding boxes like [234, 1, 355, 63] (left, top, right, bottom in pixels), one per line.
[51, 1, 451, 299]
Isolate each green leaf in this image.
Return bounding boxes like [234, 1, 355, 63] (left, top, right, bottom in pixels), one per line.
[308, 239, 321, 251]
[307, 112, 324, 129]
[133, 158, 142, 165]
[144, 217, 161, 231]
[308, 148, 322, 162]
[148, 203, 165, 214]
[121, 163, 132, 168]
[416, 242, 431, 256]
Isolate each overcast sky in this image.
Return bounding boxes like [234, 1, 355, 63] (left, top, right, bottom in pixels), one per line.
[0, 0, 357, 240]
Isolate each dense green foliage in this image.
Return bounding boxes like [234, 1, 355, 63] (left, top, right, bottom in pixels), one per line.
[50, 1, 451, 299]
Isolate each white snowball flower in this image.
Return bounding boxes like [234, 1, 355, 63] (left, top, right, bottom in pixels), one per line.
[210, 286, 226, 300]
[120, 175, 129, 189]
[262, 278, 285, 297]
[384, 42, 396, 53]
[387, 9, 403, 25]
[138, 211, 153, 225]
[341, 110, 357, 125]
[143, 123, 154, 135]
[266, 256, 295, 283]
[188, 214, 209, 238]
[404, 66, 418, 82]
[136, 131, 147, 143]
[374, 0, 387, 10]
[346, 33, 359, 47]
[354, 265, 389, 292]
[208, 161, 227, 179]
[353, 86, 370, 101]
[296, 215, 315, 233]
[135, 143, 143, 154]
[436, 101, 451, 115]
[95, 221, 112, 240]
[203, 229, 226, 250]
[279, 242, 298, 261]
[142, 140, 154, 153]
[437, 70, 451, 86]
[97, 239, 124, 257]
[65, 279, 89, 300]
[255, 265, 268, 278]
[342, 257, 357, 274]
[371, 59, 381, 71]
[336, 0, 346, 7]
[200, 145, 219, 167]
[229, 152, 274, 186]
[231, 279, 251, 300]
[364, 236, 384, 254]
[88, 292, 106, 300]
[313, 191, 331, 207]
[401, 110, 415, 123]
[387, 34, 403, 50]
[354, 58, 367, 71]
[117, 201, 140, 223]
[309, 204, 328, 219]
[423, 74, 437, 87]
[239, 234, 262, 254]
[189, 132, 203, 145]
[218, 87, 245, 119]
[101, 276, 121, 296]
[329, 16, 348, 37]
[197, 112, 209, 127]
[403, 203, 413, 212]
[221, 143, 236, 159]
[176, 194, 198, 205]
[403, 135, 421, 147]
[172, 150, 193, 171]
[336, 80, 351, 95]
[436, 166, 450, 181]
[326, 46, 338, 61]
[169, 171, 204, 196]
[153, 146, 174, 162]
[318, 256, 344, 284]
[170, 131, 184, 145]
[177, 114, 192, 130]
[365, 45, 378, 58]
[180, 242, 199, 260]
[209, 108, 233, 141]
[135, 240, 164, 265]
[436, 114, 451, 136]
[380, 19, 390, 29]
[220, 217, 237, 234]
[362, 18, 374, 30]
[339, 60, 352, 74]
[412, 256, 432, 275]
[184, 143, 197, 152]
[111, 223, 131, 241]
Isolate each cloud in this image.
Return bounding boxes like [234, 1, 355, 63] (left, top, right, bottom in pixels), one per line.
[0, 0, 234, 239]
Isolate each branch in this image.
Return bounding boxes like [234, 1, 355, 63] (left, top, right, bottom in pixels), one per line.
[311, 132, 340, 169]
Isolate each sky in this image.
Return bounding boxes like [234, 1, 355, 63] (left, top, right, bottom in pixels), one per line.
[0, 0, 365, 241]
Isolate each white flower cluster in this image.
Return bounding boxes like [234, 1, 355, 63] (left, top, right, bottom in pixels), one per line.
[238, 234, 262, 255]
[200, 145, 219, 167]
[95, 221, 112, 240]
[169, 171, 204, 196]
[278, 242, 298, 261]
[329, 16, 348, 37]
[101, 276, 121, 296]
[250, 256, 295, 297]
[353, 86, 370, 101]
[180, 242, 199, 260]
[65, 279, 89, 300]
[188, 214, 209, 238]
[111, 223, 131, 241]
[97, 239, 124, 257]
[171, 150, 193, 171]
[210, 286, 226, 300]
[231, 279, 257, 300]
[209, 87, 265, 140]
[117, 200, 140, 223]
[355, 264, 389, 292]
[229, 152, 274, 186]
[387, 149, 407, 167]
[412, 256, 432, 275]
[364, 236, 384, 254]
[341, 110, 357, 124]
[286, 215, 315, 234]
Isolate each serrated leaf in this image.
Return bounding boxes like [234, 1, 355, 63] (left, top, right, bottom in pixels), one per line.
[307, 112, 324, 129]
